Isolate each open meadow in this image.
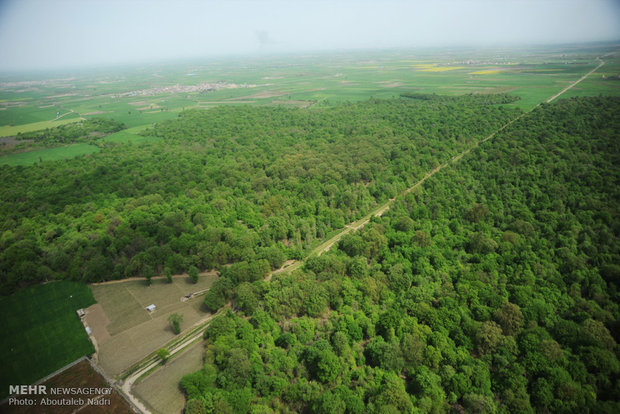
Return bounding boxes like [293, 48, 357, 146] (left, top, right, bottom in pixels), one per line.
[133, 341, 204, 414]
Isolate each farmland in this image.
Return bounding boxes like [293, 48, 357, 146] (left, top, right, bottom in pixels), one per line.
[0, 43, 618, 414]
[0, 117, 83, 137]
[0, 358, 133, 413]
[1, 46, 618, 168]
[133, 341, 204, 414]
[0, 282, 95, 399]
[86, 273, 218, 376]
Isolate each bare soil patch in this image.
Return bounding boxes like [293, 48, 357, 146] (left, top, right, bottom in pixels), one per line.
[0, 102, 25, 107]
[381, 82, 404, 88]
[128, 100, 151, 106]
[198, 100, 256, 104]
[272, 99, 314, 108]
[0, 137, 23, 146]
[228, 90, 288, 100]
[90, 274, 217, 376]
[84, 303, 111, 344]
[0, 359, 132, 414]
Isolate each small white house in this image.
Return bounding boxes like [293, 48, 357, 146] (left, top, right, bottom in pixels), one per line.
[76, 309, 86, 318]
[146, 304, 156, 312]
[85, 326, 92, 335]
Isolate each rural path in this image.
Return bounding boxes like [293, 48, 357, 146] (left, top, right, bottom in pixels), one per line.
[118, 308, 227, 414]
[54, 109, 76, 120]
[546, 58, 605, 103]
[114, 56, 605, 414]
[272, 57, 604, 263]
[91, 270, 218, 286]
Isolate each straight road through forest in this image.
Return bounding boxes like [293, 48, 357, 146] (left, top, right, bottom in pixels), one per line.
[113, 56, 605, 414]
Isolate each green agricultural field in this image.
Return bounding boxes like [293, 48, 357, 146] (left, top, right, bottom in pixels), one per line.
[0, 117, 83, 137]
[0, 281, 95, 399]
[0, 47, 612, 144]
[0, 143, 99, 166]
[0, 105, 74, 127]
[561, 60, 620, 99]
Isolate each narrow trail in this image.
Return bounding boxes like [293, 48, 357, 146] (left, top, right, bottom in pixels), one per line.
[546, 58, 604, 103]
[117, 308, 227, 414]
[113, 57, 605, 414]
[54, 109, 75, 120]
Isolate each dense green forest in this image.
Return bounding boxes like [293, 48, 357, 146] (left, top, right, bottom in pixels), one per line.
[401, 92, 520, 105]
[180, 96, 620, 413]
[0, 97, 519, 294]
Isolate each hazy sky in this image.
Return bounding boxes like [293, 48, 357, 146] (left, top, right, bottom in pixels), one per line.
[0, 0, 619, 70]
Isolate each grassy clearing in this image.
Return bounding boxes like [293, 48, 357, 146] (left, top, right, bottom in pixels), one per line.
[0, 143, 99, 166]
[133, 341, 204, 414]
[0, 281, 95, 399]
[89, 274, 217, 376]
[0, 117, 83, 137]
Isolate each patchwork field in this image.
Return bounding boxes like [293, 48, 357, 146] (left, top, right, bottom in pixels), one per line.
[0, 359, 133, 414]
[0, 282, 96, 399]
[86, 273, 217, 376]
[1, 46, 617, 166]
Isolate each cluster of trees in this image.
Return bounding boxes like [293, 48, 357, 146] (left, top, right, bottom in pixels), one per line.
[401, 92, 520, 105]
[169, 312, 183, 334]
[0, 97, 520, 294]
[181, 96, 619, 413]
[16, 118, 126, 144]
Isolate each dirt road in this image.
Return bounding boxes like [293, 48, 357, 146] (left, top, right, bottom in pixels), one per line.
[546, 58, 605, 103]
[113, 56, 605, 414]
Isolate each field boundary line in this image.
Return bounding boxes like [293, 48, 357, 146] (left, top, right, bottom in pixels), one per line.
[86, 358, 141, 414]
[91, 271, 217, 286]
[0, 356, 88, 405]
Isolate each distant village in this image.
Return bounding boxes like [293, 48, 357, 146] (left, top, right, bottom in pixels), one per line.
[113, 82, 257, 98]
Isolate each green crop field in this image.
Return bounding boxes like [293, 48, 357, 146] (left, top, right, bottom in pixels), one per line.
[0, 143, 100, 166]
[0, 281, 95, 399]
[1, 47, 613, 147]
[0, 117, 83, 137]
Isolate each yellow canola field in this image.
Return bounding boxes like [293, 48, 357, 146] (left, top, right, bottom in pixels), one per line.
[470, 69, 503, 75]
[420, 66, 466, 72]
